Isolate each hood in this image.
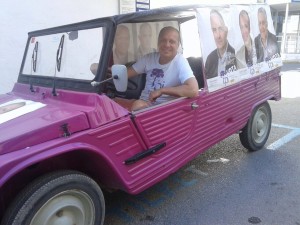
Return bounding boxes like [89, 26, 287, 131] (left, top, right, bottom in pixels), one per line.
[0, 83, 129, 155]
[0, 96, 90, 155]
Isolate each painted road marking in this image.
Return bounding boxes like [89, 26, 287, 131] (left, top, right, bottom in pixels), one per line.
[207, 158, 230, 164]
[267, 123, 300, 150]
[185, 165, 208, 176]
[105, 171, 198, 223]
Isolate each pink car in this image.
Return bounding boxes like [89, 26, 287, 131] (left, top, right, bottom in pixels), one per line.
[0, 4, 281, 225]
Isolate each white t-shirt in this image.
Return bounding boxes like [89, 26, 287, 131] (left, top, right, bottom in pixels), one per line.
[132, 52, 194, 104]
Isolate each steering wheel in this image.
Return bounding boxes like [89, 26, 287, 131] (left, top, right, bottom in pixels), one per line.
[104, 71, 139, 99]
[105, 72, 138, 90]
[107, 62, 139, 91]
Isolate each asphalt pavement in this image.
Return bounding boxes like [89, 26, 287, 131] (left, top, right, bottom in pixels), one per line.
[103, 63, 300, 225]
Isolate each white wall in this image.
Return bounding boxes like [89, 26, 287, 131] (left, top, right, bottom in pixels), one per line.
[0, 0, 118, 94]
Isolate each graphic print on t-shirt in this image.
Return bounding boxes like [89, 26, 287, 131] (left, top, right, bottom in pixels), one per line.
[150, 68, 165, 90]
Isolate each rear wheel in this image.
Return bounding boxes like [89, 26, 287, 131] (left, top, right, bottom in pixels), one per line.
[239, 102, 272, 151]
[1, 170, 105, 225]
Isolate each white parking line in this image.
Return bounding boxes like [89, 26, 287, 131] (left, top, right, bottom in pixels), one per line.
[267, 123, 300, 150]
[185, 165, 208, 176]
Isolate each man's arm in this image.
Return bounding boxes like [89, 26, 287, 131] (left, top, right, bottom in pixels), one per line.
[149, 77, 198, 103]
[127, 66, 139, 78]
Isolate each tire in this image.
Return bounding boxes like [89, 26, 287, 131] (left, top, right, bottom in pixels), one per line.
[239, 102, 272, 151]
[1, 170, 105, 225]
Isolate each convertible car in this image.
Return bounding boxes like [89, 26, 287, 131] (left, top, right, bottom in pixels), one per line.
[0, 4, 281, 225]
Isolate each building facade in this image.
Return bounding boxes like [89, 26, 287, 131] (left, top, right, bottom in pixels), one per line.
[269, 0, 300, 61]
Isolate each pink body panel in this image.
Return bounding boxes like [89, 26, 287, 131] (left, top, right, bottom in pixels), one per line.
[0, 70, 280, 195]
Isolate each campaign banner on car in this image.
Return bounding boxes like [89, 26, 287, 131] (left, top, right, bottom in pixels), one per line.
[113, 21, 179, 64]
[196, 5, 282, 92]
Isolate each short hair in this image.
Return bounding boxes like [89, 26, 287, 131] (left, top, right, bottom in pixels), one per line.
[258, 7, 268, 21]
[210, 9, 226, 27]
[158, 26, 180, 42]
[239, 10, 250, 29]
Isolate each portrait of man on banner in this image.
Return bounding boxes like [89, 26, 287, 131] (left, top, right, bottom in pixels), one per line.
[136, 23, 156, 59]
[236, 9, 257, 69]
[254, 7, 279, 63]
[203, 9, 237, 79]
[113, 24, 135, 65]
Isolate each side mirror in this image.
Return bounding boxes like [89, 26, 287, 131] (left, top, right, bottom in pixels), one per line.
[112, 65, 128, 92]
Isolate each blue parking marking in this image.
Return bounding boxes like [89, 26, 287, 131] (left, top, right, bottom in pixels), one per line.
[267, 123, 300, 150]
[105, 172, 198, 223]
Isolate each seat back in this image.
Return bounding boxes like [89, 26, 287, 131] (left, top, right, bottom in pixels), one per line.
[187, 57, 204, 89]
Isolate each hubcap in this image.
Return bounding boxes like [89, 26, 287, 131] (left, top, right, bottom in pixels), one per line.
[252, 107, 269, 144]
[30, 190, 95, 225]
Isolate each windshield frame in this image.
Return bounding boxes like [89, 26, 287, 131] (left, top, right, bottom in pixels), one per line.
[18, 18, 115, 93]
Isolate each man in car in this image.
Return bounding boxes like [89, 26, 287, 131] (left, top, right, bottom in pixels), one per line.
[205, 9, 237, 79]
[127, 26, 198, 111]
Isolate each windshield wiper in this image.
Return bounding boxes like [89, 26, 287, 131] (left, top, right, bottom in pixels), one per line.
[56, 35, 64, 72]
[30, 41, 39, 93]
[32, 41, 38, 72]
[52, 34, 65, 96]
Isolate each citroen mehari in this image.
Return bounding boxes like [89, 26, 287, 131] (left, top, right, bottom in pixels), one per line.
[0, 4, 281, 225]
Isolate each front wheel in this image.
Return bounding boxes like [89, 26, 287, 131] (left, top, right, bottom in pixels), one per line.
[1, 170, 105, 225]
[239, 102, 272, 151]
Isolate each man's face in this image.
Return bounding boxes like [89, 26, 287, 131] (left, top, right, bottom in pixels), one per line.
[210, 14, 228, 51]
[139, 25, 152, 49]
[258, 12, 268, 40]
[115, 26, 130, 54]
[239, 15, 251, 44]
[158, 30, 179, 62]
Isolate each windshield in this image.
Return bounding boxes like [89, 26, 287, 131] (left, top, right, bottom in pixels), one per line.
[22, 27, 104, 81]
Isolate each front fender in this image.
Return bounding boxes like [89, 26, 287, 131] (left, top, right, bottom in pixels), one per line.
[0, 141, 123, 190]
